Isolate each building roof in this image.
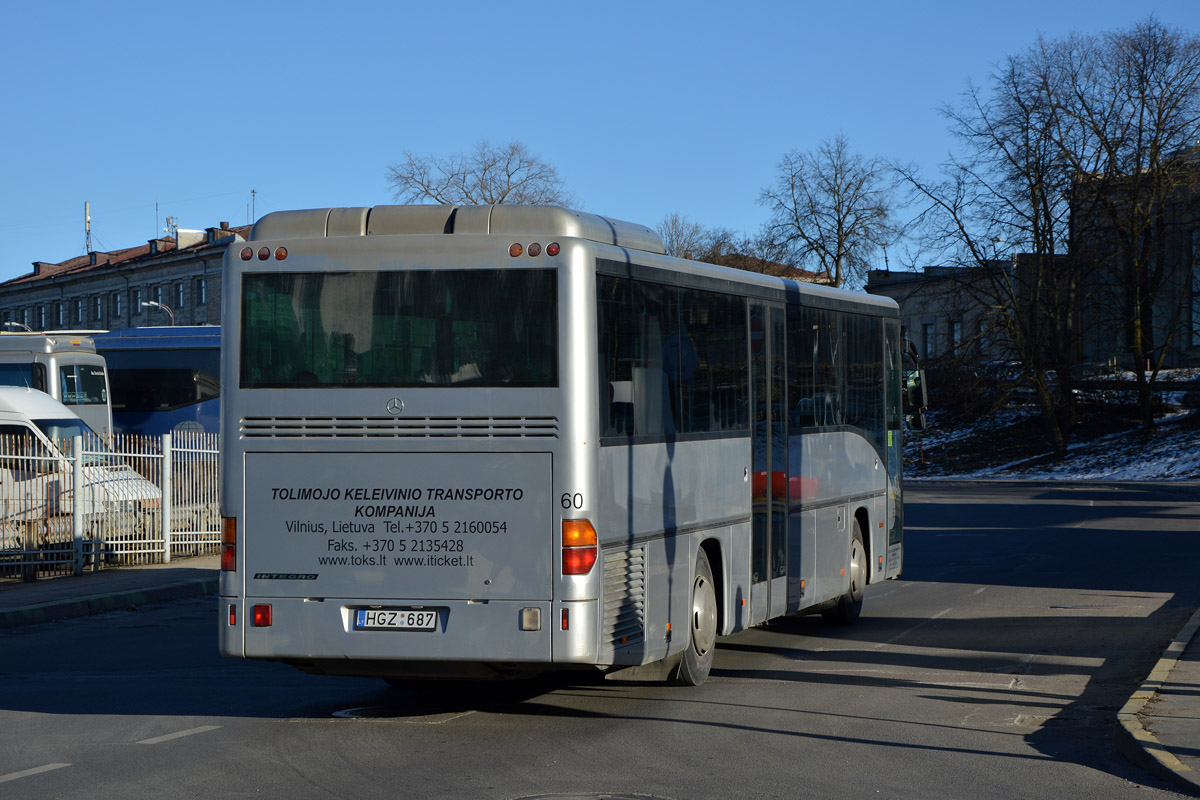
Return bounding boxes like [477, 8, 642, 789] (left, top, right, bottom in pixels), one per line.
[707, 252, 829, 283]
[0, 223, 251, 289]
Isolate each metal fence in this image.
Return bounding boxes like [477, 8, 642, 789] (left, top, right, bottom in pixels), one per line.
[0, 431, 219, 582]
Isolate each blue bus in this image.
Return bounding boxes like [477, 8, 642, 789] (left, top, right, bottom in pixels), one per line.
[91, 326, 220, 435]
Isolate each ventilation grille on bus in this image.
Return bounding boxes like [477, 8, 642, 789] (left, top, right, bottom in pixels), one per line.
[603, 546, 646, 652]
[240, 416, 559, 439]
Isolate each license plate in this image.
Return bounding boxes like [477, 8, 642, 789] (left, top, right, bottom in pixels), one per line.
[355, 608, 440, 631]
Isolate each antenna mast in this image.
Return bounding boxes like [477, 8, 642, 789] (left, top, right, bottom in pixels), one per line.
[84, 201, 92, 253]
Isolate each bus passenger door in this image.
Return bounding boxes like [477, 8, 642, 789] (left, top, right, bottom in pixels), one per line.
[884, 320, 904, 578]
[750, 302, 788, 625]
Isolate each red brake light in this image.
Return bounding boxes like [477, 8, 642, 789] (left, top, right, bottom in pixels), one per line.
[240, 247, 253, 261]
[252, 604, 273, 627]
[509, 243, 523, 257]
[563, 548, 597, 575]
[546, 242, 560, 257]
[221, 517, 237, 572]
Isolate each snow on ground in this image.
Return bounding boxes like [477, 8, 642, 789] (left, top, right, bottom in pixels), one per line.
[907, 408, 1200, 482]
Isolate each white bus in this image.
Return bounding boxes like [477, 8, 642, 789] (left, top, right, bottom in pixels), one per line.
[219, 205, 910, 686]
[0, 333, 112, 438]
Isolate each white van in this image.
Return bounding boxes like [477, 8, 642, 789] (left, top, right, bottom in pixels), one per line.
[0, 333, 113, 438]
[0, 387, 158, 528]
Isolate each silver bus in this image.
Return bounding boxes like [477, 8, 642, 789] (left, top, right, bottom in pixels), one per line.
[0, 333, 112, 438]
[219, 205, 907, 686]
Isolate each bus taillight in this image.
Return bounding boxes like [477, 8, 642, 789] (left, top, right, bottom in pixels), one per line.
[221, 517, 237, 572]
[562, 519, 597, 575]
[252, 604, 272, 627]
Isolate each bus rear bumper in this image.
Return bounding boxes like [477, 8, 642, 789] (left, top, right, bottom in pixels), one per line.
[220, 597, 600, 674]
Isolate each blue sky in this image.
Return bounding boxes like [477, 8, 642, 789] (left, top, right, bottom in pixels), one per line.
[1, 0, 1196, 282]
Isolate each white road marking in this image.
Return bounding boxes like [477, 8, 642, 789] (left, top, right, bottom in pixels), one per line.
[138, 725, 222, 745]
[874, 607, 953, 648]
[0, 763, 71, 784]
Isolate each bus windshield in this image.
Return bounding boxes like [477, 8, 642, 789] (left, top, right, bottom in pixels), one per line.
[59, 364, 109, 406]
[240, 269, 558, 389]
[33, 417, 114, 465]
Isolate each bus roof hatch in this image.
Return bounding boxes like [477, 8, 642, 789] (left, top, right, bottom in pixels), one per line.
[249, 205, 666, 255]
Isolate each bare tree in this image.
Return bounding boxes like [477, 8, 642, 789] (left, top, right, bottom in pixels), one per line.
[656, 212, 709, 258]
[760, 134, 900, 287]
[655, 215, 811, 280]
[386, 139, 576, 206]
[900, 16, 1200, 448]
[897, 43, 1087, 455]
[1050, 18, 1200, 429]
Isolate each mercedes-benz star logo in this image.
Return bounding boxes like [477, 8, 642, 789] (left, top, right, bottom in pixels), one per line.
[386, 397, 404, 415]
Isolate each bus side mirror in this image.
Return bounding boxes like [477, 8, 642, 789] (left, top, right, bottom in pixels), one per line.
[904, 369, 928, 431]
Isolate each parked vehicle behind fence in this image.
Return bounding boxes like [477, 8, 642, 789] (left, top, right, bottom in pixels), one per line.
[0, 333, 113, 438]
[0, 387, 159, 571]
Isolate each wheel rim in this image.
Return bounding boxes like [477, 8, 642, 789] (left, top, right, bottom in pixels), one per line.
[848, 537, 865, 600]
[691, 571, 717, 656]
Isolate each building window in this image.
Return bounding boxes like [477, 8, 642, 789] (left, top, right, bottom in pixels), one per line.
[93, 296, 102, 322]
[153, 285, 163, 305]
[57, 303, 65, 328]
[38, 306, 46, 330]
[112, 293, 122, 318]
[949, 320, 963, 354]
[196, 277, 207, 306]
[74, 299, 84, 325]
[175, 282, 185, 308]
[922, 322, 936, 359]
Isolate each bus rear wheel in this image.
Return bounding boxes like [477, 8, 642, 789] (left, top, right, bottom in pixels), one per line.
[672, 548, 717, 686]
[823, 521, 865, 626]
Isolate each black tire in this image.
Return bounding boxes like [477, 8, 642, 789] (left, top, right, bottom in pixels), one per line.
[823, 521, 866, 626]
[672, 547, 718, 686]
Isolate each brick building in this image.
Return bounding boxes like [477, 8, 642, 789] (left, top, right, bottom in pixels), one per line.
[0, 222, 248, 332]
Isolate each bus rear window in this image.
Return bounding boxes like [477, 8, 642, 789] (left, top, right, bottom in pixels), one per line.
[240, 269, 558, 389]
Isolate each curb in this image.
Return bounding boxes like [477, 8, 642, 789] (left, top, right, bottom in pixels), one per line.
[0, 576, 218, 629]
[1114, 606, 1200, 795]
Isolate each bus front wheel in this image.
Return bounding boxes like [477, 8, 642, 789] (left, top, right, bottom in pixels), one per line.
[673, 548, 717, 686]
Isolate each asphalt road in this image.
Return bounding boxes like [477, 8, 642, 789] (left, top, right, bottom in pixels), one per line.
[1, 482, 1198, 799]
